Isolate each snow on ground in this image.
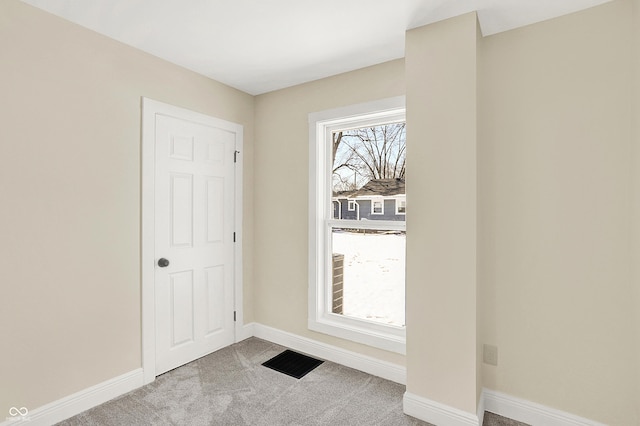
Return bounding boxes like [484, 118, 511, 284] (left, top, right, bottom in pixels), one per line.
[332, 230, 405, 327]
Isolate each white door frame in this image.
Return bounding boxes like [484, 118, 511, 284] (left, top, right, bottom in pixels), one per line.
[140, 97, 244, 384]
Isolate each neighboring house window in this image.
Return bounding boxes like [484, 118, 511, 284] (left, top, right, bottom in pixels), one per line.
[372, 200, 383, 215]
[332, 200, 341, 219]
[308, 96, 406, 354]
[396, 199, 406, 214]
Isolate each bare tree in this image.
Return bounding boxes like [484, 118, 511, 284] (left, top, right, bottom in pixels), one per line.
[332, 123, 405, 191]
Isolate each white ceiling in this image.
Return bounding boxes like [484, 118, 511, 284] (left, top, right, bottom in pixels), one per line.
[21, 0, 612, 95]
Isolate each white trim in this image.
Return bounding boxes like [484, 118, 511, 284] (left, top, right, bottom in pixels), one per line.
[332, 199, 342, 219]
[308, 96, 406, 126]
[0, 369, 143, 426]
[483, 389, 607, 426]
[141, 98, 156, 385]
[0, 338, 608, 426]
[348, 200, 356, 211]
[141, 97, 244, 384]
[309, 313, 405, 354]
[233, 123, 244, 344]
[237, 322, 255, 341]
[371, 198, 384, 215]
[308, 96, 407, 354]
[477, 389, 486, 426]
[251, 323, 406, 384]
[403, 392, 480, 426]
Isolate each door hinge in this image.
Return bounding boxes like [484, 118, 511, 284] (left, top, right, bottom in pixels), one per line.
[233, 232, 236, 242]
[233, 311, 237, 322]
[234, 150, 240, 163]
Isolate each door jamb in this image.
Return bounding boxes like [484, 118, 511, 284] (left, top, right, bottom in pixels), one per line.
[141, 97, 244, 385]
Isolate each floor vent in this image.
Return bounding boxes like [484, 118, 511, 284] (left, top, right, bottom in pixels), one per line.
[262, 349, 324, 379]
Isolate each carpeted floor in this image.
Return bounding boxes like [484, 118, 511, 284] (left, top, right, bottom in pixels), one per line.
[56, 337, 526, 426]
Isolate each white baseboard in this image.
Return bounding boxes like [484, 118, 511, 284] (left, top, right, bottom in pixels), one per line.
[483, 389, 607, 426]
[1, 369, 144, 426]
[403, 392, 480, 426]
[243, 323, 610, 426]
[250, 322, 407, 384]
[2, 327, 606, 426]
[236, 322, 255, 342]
[477, 389, 486, 426]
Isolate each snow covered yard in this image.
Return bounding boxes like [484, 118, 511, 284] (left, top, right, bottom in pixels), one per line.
[332, 230, 405, 327]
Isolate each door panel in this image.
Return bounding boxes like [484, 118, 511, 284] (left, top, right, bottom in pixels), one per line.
[170, 270, 195, 347]
[154, 114, 235, 375]
[206, 178, 224, 243]
[205, 265, 225, 334]
[170, 173, 194, 247]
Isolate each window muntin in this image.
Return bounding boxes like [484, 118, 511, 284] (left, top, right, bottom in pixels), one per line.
[308, 97, 406, 354]
[372, 200, 384, 215]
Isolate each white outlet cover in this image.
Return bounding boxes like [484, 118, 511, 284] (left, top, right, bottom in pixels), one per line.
[483, 344, 498, 366]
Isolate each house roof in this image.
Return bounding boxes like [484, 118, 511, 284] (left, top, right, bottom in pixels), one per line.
[354, 179, 405, 197]
[333, 189, 358, 198]
[333, 179, 405, 198]
[332, 179, 405, 199]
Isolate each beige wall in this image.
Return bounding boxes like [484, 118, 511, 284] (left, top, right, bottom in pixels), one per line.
[0, 0, 254, 415]
[253, 60, 406, 366]
[405, 13, 479, 415]
[633, 0, 640, 418]
[3, 0, 640, 424]
[478, 1, 638, 424]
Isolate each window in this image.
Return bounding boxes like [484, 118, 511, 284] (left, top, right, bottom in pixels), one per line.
[396, 199, 406, 215]
[332, 201, 341, 219]
[308, 97, 406, 354]
[372, 199, 384, 215]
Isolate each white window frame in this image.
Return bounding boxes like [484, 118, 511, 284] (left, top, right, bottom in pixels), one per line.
[396, 198, 406, 215]
[332, 200, 342, 219]
[371, 198, 384, 215]
[308, 96, 406, 354]
[347, 200, 356, 211]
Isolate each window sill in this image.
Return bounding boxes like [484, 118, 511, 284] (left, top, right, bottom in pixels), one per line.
[308, 314, 406, 355]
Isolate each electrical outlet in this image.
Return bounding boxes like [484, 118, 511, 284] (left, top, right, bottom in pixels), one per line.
[483, 344, 498, 366]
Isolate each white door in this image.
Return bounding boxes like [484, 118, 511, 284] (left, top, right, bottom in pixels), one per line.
[154, 113, 236, 375]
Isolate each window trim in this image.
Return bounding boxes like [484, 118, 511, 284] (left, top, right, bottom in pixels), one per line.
[371, 198, 384, 215]
[308, 96, 406, 354]
[347, 200, 356, 211]
[332, 200, 342, 219]
[395, 197, 406, 215]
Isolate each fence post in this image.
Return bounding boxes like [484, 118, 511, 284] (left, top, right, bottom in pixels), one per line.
[332, 253, 344, 314]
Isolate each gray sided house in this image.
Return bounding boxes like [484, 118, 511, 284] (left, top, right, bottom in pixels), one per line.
[332, 179, 406, 221]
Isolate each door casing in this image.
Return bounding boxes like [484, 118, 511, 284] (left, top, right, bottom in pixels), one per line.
[141, 97, 244, 384]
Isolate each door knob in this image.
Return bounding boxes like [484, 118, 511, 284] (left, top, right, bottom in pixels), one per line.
[158, 258, 170, 268]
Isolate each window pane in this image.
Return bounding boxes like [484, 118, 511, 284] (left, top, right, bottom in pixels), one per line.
[331, 228, 405, 327]
[331, 123, 406, 222]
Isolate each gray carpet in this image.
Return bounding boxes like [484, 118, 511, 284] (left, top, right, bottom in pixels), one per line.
[56, 337, 525, 426]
